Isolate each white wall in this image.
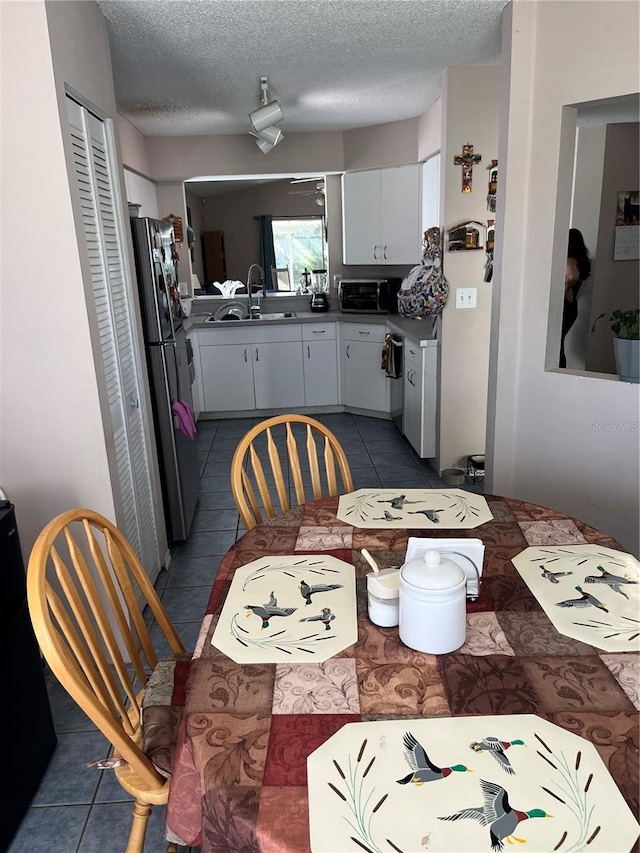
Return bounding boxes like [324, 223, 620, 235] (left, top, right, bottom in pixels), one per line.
[487, 1, 640, 556]
[0, 1, 117, 557]
[438, 65, 501, 472]
[124, 169, 159, 219]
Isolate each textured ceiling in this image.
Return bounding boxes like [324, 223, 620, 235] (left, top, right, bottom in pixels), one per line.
[98, 0, 507, 137]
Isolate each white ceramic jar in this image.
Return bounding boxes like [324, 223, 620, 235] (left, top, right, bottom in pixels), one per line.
[366, 568, 400, 627]
[399, 550, 467, 653]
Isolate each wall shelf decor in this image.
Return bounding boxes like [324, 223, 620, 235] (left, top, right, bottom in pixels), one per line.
[453, 143, 482, 193]
[446, 220, 486, 252]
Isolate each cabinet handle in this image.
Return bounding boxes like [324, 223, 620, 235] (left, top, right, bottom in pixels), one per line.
[383, 245, 387, 259]
[373, 245, 378, 259]
[358, 330, 370, 336]
[255, 348, 259, 362]
[346, 345, 350, 358]
[244, 348, 248, 362]
[312, 329, 326, 334]
[307, 345, 310, 359]
[409, 348, 416, 357]
[408, 370, 416, 387]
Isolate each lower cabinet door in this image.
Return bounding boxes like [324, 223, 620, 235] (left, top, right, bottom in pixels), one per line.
[200, 344, 255, 411]
[253, 341, 305, 409]
[343, 339, 389, 413]
[403, 364, 422, 452]
[304, 340, 339, 406]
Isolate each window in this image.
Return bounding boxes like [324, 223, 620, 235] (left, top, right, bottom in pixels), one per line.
[272, 217, 327, 289]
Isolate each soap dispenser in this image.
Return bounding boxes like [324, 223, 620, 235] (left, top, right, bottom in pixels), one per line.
[399, 550, 466, 654]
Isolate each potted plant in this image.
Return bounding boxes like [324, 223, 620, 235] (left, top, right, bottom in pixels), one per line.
[592, 308, 640, 383]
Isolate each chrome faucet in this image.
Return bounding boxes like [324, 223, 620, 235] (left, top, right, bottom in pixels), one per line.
[246, 263, 264, 318]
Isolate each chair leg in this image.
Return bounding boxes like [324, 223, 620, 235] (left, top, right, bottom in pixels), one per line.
[126, 799, 152, 853]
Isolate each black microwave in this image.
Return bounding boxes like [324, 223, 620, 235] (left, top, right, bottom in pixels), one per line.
[339, 278, 401, 313]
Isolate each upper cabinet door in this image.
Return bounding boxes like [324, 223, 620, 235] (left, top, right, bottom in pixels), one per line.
[380, 164, 421, 264]
[342, 164, 422, 265]
[342, 170, 381, 265]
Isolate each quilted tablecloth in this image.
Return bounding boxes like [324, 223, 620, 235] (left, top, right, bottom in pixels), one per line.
[165, 494, 639, 852]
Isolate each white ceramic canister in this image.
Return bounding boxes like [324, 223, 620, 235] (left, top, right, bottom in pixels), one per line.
[399, 550, 466, 653]
[366, 568, 400, 627]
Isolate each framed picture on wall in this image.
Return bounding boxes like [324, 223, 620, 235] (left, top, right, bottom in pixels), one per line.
[614, 190, 639, 261]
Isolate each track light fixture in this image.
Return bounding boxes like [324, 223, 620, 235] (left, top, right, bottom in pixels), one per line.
[249, 77, 284, 154]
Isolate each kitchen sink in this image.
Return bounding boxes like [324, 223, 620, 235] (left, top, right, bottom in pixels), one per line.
[204, 311, 297, 322]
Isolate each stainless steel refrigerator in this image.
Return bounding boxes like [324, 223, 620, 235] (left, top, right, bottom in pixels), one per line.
[130, 217, 199, 542]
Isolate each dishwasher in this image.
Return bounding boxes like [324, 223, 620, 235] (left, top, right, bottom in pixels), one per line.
[384, 333, 404, 434]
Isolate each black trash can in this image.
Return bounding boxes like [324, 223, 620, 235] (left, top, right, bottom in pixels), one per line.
[0, 504, 57, 850]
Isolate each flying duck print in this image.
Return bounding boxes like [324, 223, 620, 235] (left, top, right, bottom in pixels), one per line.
[469, 737, 525, 775]
[556, 585, 609, 612]
[583, 565, 638, 599]
[244, 591, 297, 628]
[407, 509, 446, 524]
[299, 607, 336, 630]
[396, 732, 471, 785]
[539, 565, 573, 584]
[438, 778, 552, 852]
[377, 494, 423, 510]
[299, 579, 343, 605]
[373, 510, 402, 521]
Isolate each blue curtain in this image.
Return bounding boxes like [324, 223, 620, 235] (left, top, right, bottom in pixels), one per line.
[257, 215, 276, 291]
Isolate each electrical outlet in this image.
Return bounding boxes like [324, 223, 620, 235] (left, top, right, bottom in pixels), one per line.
[456, 287, 477, 309]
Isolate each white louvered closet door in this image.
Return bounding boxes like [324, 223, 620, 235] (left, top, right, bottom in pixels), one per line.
[66, 96, 161, 580]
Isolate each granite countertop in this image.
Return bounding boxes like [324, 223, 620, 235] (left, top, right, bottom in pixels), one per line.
[185, 309, 437, 345]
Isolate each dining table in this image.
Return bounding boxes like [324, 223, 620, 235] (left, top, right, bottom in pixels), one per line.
[163, 492, 639, 852]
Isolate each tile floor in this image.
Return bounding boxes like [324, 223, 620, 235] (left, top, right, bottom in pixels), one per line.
[9, 413, 483, 853]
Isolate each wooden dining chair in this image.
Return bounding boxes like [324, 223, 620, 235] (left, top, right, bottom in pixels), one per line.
[26, 508, 185, 853]
[231, 414, 354, 530]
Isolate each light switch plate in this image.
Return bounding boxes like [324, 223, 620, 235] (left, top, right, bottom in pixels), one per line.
[404, 537, 484, 598]
[455, 287, 477, 309]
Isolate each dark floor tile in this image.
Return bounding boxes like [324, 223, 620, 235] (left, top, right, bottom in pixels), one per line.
[350, 468, 382, 489]
[150, 620, 203, 660]
[174, 530, 236, 557]
[197, 472, 232, 492]
[159, 585, 212, 623]
[77, 801, 168, 853]
[166, 555, 222, 588]
[8, 805, 89, 852]
[377, 471, 430, 488]
[209, 437, 245, 451]
[365, 438, 414, 456]
[153, 566, 170, 593]
[45, 672, 97, 733]
[214, 418, 254, 438]
[197, 490, 239, 511]
[196, 419, 220, 433]
[93, 767, 132, 804]
[202, 459, 235, 478]
[190, 508, 239, 532]
[32, 731, 107, 806]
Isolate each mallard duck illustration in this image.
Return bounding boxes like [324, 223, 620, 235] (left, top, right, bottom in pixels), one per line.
[374, 510, 402, 521]
[583, 565, 638, 599]
[396, 732, 471, 785]
[299, 580, 342, 605]
[438, 778, 552, 851]
[469, 737, 525, 775]
[244, 591, 297, 628]
[378, 494, 422, 510]
[299, 607, 335, 630]
[407, 509, 446, 523]
[556, 585, 608, 612]
[539, 565, 573, 584]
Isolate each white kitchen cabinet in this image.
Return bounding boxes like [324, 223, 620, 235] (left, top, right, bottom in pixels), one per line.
[342, 164, 422, 265]
[253, 341, 305, 409]
[200, 342, 254, 411]
[342, 323, 390, 414]
[303, 323, 338, 406]
[403, 340, 438, 458]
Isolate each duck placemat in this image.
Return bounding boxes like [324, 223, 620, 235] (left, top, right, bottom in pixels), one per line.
[211, 555, 357, 663]
[336, 488, 492, 529]
[307, 715, 639, 853]
[512, 545, 640, 652]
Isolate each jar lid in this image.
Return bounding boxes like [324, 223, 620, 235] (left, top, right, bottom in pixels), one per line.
[400, 550, 465, 590]
[367, 568, 400, 600]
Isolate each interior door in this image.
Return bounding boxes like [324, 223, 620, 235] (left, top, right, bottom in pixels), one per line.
[66, 96, 161, 581]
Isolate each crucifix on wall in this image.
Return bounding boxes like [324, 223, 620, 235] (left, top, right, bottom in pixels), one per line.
[454, 143, 482, 193]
